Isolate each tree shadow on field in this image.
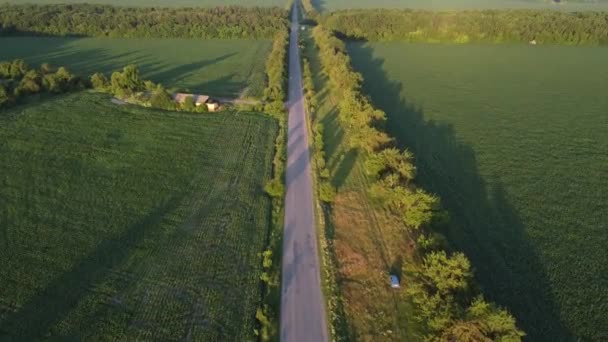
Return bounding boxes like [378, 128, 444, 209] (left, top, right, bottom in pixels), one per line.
[194, 73, 245, 99]
[1, 37, 240, 95]
[0, 194, 186, 340]
[346, 42, 574, 341]
[150, 53, 238, 92]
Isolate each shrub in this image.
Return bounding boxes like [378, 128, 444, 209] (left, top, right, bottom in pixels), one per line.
[150, 86, 176, 110]
[110, 64, 143, 96]
[255, 306, 274, 342]
[0, 61, 10, 78]
[195, 104, 208, 113]
[144, 80, 157, 91]
[319, 181, 337, 203]
[15, 70, 42, 96]
[180, 95, 196, 112]
[40, 63, 54, 75]
[9, 59, 29, 80]
[264, 179, 285, 199]
[90, 73, 109, 90]
[0, 84, 14, 108]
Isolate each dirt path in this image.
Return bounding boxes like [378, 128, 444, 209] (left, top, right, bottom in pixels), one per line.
[280, 2, 329, 342]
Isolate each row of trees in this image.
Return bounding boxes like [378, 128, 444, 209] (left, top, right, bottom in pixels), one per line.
[312, 25, 524, 341]
[0, 60, 209, 113]
[0, 4, 288, 39]
[257, 28, 290, 342]
[301, 0, 320, 22]
[0, 59, 85, 109]
[263, 30, 290, 115]
[321, 9, 608, 45]
[301, 56, 336, 203]
[91, 65, 208, 113]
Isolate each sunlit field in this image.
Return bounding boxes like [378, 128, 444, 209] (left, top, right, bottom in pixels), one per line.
[0, 92, 277, 340]
[347, 41, 608, 341]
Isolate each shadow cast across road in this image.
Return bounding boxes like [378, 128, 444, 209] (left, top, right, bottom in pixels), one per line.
[345, 42, 574, 341]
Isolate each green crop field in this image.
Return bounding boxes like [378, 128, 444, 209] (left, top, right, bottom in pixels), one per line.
[317, 0, 608, 11]
[0, 92, 277, 340]
[0, 37, 271, 98]
[347, 42, 608, 341]
[2, 0, 286, 7]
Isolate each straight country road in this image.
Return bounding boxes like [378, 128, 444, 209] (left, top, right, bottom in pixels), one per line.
[280, 2, 329, 342]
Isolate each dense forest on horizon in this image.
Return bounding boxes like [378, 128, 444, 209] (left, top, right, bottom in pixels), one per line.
[316, 0, 608, 12]
[0, 4, 288, 39]
[321, 9, 608, 45]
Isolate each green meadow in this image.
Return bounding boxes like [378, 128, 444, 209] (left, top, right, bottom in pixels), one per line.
[0, 37, 271, 98]
[317, 0, 608, 11]
[0, 92, 277, 340]
[347, 42, 608, 341]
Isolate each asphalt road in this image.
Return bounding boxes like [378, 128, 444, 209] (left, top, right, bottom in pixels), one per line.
[280, 3, 329, 342]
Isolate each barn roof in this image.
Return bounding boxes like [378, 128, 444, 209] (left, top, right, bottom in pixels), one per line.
[173, 93, 210, 104]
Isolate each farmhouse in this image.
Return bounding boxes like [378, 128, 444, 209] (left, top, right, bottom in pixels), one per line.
[173, 93, 220, 112]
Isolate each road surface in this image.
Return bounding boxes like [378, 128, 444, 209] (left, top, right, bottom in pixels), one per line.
[280, 3, 329, 342]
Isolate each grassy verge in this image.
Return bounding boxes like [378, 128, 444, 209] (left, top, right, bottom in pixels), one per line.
[301, 27, 420, 341]
[254, 24, 290, 342]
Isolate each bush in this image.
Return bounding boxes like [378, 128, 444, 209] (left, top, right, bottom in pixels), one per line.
[406, 251, 473, 333]
[143, 80, 156, 91]
[180, 95, 196, 112]
[110, 64, 143, 96]
[417, 232, 448, 254]
[150, 86, 176, 110]
[195, 104, 208, 113]
[255, 306, 275, 342]
[90, 73, 109, 90]
[319, 181, 337, 203]
[40, 63, 54, 75]
[43, 67, 79, 93]
[14, 70, 42, 96]
[0, 62, 10, 79]
[264, 179, 285, 199]
[0, 84, 14, 108]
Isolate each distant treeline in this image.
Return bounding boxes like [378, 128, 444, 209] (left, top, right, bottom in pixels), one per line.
[0, 4, 288, 39]
[312, 25, 525, 340]
[321, 9, 608, 45]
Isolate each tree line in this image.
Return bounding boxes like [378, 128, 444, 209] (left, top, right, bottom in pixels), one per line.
[301, 0, 320, 22]
[301, 55, 337, 203]
[0, 4, 288, 39]
[312, 25, 525, 341]
[0, 59, 211, 113]
[90, 65, 210, 113]
[0, 59, 85, 109]
[321, 9, 608, 45]
[257, 28, 290, 342]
